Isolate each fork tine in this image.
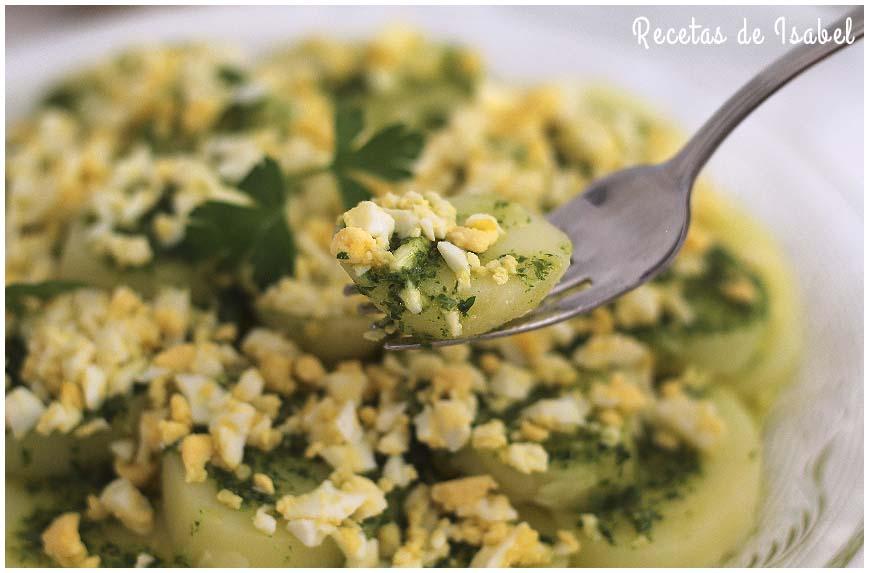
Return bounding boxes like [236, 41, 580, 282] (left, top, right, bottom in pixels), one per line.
[547, 269, 591, 297]
[547, 267, 594, 297]
[383, 335, 467, 351]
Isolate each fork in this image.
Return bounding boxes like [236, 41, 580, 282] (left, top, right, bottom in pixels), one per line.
[381, 7, 863, 350]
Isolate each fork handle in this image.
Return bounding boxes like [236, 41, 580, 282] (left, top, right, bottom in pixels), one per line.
[669, 7, 863, 188]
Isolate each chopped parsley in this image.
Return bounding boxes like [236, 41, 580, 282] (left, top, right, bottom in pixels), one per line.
[457, 296, 476, 315]
[588, 437, 702, 543]
[545, 428, 632, 472]
[206, 435, 330, 509]
[627, 245, 770, 367]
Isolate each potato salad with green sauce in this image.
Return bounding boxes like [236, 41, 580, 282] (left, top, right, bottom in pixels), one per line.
[5, 28, 800, 568]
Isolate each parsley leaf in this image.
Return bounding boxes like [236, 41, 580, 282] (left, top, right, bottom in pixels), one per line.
[180, 111, 422, 284]
[331, 107, 425, 209]
[180, 157, 296, 288]
[348, 123, 426, 180]
[334, 106, 365, 154]
[182, 202, 263, 262]
[248, 214, 297, 287]
[6, 280, 86, 313]
[237, 153, 285, 208]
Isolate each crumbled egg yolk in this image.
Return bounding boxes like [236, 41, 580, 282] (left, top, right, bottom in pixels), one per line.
[471, 419, 509, 450]
[721, 276, 758, 305]
[252, 472, 276, 495]
[180, 433, 213, 483]
[41, 513, 100, 568]
[573, 333, 651, 370]
[470, 522, 551, 567]
[650, 391, 726, 452]
[614, 284, 661, 328]
[413, 399, 475, 452]
[277, 479, 372, 547]
[217, 488, 244, 510]
[430, 474, 498, 511]
[499, 443, 549, 474]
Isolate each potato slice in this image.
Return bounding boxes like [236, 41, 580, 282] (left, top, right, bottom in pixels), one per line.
[5, 477, 175, 567]
[161, 452, 343, 567]
[633, 246, 769, 376]
[58, 222, 213, 303]
[340, 194, 572, 339]
[444, 426, 636, 510]
[692, 190, 802, 414]
[255, 311, 381, 364]
[6, 394, 145, 479]
[567, 389, 761, 567]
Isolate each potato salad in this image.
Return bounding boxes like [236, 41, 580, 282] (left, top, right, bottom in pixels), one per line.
[5, 28, 800, 567]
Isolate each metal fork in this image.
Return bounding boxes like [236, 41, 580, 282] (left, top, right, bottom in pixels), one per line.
[382, 7, 863, 350]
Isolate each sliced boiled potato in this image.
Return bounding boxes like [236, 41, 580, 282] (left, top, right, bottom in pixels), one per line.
[630, 187, 798, 389]
[637, 301, 768, 378]
[5, 477, 174, 567]
[726, 271, 800, 414]
[6, 477, 67, 567]
[635, 244, 770, 377]
[161, 451, 343, 567]
[445, 428, 636, 510]
[693, 190, 802, 413]
[6, 431, 116, 480]
[58, 223, 213, 303]
[6, 394, 145, 479]
[255, 311, 381, 364]
[345, 195, 572, 339]
[662, 321, 766, 376]
[569, 389, 761, 567]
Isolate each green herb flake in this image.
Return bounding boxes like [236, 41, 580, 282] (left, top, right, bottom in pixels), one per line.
[457, 296, 476, 315]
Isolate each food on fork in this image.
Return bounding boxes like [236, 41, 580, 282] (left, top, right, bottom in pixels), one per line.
[331, 191, 572, 340]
